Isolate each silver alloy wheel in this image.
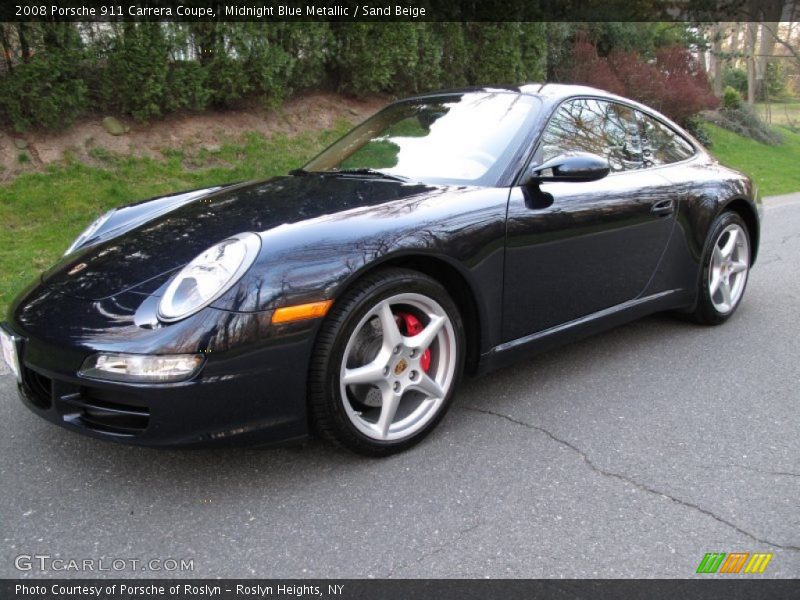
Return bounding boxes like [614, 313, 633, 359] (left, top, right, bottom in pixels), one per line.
[708, 223, 750, 314]
[339, 293, 457, 442]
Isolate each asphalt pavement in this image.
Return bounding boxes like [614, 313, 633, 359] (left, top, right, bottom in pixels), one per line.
[1, 195, 799, 579]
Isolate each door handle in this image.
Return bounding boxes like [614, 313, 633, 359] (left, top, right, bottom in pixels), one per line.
[651, 199, 675, 217]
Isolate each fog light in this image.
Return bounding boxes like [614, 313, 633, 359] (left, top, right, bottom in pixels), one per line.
[78, 353, 204, 383]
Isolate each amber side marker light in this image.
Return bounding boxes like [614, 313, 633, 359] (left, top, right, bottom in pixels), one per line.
[272, 299, 333, 324]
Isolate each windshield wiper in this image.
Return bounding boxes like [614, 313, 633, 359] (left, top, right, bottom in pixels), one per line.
[326, 168, 411, 182]
[290, 167, 412, 182]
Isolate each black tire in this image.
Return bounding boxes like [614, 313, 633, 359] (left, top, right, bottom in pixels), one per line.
[690, 211, 751, 325]
[308, 268, 465, 456]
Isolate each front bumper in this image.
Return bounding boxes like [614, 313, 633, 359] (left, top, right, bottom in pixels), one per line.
[3, 289, 317, 447]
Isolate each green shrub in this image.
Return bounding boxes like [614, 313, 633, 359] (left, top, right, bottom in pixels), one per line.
[0, 23, 551, 130]
[332, 23, 548, 96]
[165, 61, 211, 112]
[0, 24, 87, 131]
[188, 23, 250, 107]
[238, 24, 295, 106]
[722, 67, 748, 95]
[100, 23, 170, 121]
[402, 24, 445, 94]
[764, 61, 789, 101]
[683, 116, 713, 147]
[467, 23, 546, 85]
[0, 55, 88, 131]
[709, 104, 783, 145]
[276, 23, 333, 91]
[436, 23, 469, 88]
[722, 86, 742, 109]
[333, 23, 422, 95]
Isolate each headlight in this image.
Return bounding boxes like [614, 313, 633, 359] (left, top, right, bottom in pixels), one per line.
[79, 353, 204, 383]
[157, 232, 261, 322]
[64, 209, 115, 256]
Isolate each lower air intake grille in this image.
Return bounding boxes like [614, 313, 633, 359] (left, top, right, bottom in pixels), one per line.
[23, 368, 52, 409]
[62, 394, 149, 436]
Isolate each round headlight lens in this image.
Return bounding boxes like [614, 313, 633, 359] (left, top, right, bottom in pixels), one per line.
[157, 232, 261, 322]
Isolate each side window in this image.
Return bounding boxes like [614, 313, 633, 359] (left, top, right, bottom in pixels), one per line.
[638, 113, 695, 167]
[541, 98, 606, 164]
[540, 99, 643, 173]
[603, 103, 644, 172]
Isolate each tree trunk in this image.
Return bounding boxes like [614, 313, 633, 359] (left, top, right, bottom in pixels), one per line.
[746, 22, 758, 105]
[728, 22, 744, 67]
[757, 22, 779, 99]
[0, 24, 14, 72]
[711, 22, 724, 97]
[17, 23, 31, 61]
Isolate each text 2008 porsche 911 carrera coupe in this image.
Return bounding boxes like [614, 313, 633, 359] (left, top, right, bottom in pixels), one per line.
[2, 84, 760, 455]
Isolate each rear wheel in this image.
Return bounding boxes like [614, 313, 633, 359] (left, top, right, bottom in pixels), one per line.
[691, 211, 751, 325]
[308, 269, 464, 456]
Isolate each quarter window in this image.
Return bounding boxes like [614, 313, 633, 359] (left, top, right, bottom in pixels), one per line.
[638, 113, 695, 166]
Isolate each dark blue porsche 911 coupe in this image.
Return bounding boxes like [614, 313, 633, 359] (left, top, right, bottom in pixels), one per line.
[1, 84, 759, 455]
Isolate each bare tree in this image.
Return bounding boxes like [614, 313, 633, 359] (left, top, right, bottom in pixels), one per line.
[743, 0, 795, 104]
[0, 24, 13, 72]
[761, 21, 800, 64]
[710, 22, 726, 97]
[746, 22, 758, 104]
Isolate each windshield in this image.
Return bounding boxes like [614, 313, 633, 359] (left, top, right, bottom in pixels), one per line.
[303, 92, 541, 186]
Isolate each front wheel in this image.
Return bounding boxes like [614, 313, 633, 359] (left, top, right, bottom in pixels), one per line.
[691, 211, 751, 325]
[308, 268, 464, 456]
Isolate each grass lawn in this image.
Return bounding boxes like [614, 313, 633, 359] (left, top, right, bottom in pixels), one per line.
[754, 100, 800, 127]
[704, 123, 800, 198]
[0, 122, 350, 313]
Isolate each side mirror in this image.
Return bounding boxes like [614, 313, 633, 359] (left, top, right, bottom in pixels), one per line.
[522, 152, 610, 185]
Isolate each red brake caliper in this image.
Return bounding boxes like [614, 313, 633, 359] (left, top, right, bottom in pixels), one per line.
[395, 312, 431, 373]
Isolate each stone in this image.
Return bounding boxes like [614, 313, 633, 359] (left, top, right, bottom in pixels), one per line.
[102, 117, 129, 136]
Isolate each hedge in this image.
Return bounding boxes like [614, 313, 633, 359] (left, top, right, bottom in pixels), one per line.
[0, 22, 548, 131]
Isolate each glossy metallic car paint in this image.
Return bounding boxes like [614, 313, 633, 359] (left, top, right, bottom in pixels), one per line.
[3, 84, 760, 447]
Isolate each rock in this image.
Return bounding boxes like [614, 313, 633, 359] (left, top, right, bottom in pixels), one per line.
[13, 138, 28, 149]
[347, 108, 360, 116]
[102, 117, 129, 136]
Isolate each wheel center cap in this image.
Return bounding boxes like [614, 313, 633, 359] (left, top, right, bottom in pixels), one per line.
[394, 358, 408, 376]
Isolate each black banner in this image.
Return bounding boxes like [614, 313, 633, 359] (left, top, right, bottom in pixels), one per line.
[3, 579, 800, 600]
[1, 0, 799, 22]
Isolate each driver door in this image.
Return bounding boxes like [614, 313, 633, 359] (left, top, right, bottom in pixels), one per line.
[502, 98, 677, 342]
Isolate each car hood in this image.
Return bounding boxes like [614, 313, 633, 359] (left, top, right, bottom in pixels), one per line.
[42, 175, 440, 300]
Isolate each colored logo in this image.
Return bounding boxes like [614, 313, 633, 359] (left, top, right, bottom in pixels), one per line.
[696, 552, 773, 574]
[394, 358, 408, 375]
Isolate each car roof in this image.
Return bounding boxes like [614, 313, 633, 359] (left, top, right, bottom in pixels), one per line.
[407, 83, 636, 106]
[403, 83, 698, 146]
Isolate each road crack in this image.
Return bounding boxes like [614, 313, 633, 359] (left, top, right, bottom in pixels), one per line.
[464, 406, 800, 552]
[779, 232, 800, 245]
[705, 464, 800, 479]
[386, 521, 483, 577]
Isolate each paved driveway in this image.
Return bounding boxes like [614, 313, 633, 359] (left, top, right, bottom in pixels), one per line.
[1, 196, 798, 578]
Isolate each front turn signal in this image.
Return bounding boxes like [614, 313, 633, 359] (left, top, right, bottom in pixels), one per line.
[272, 299, 333, 324]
